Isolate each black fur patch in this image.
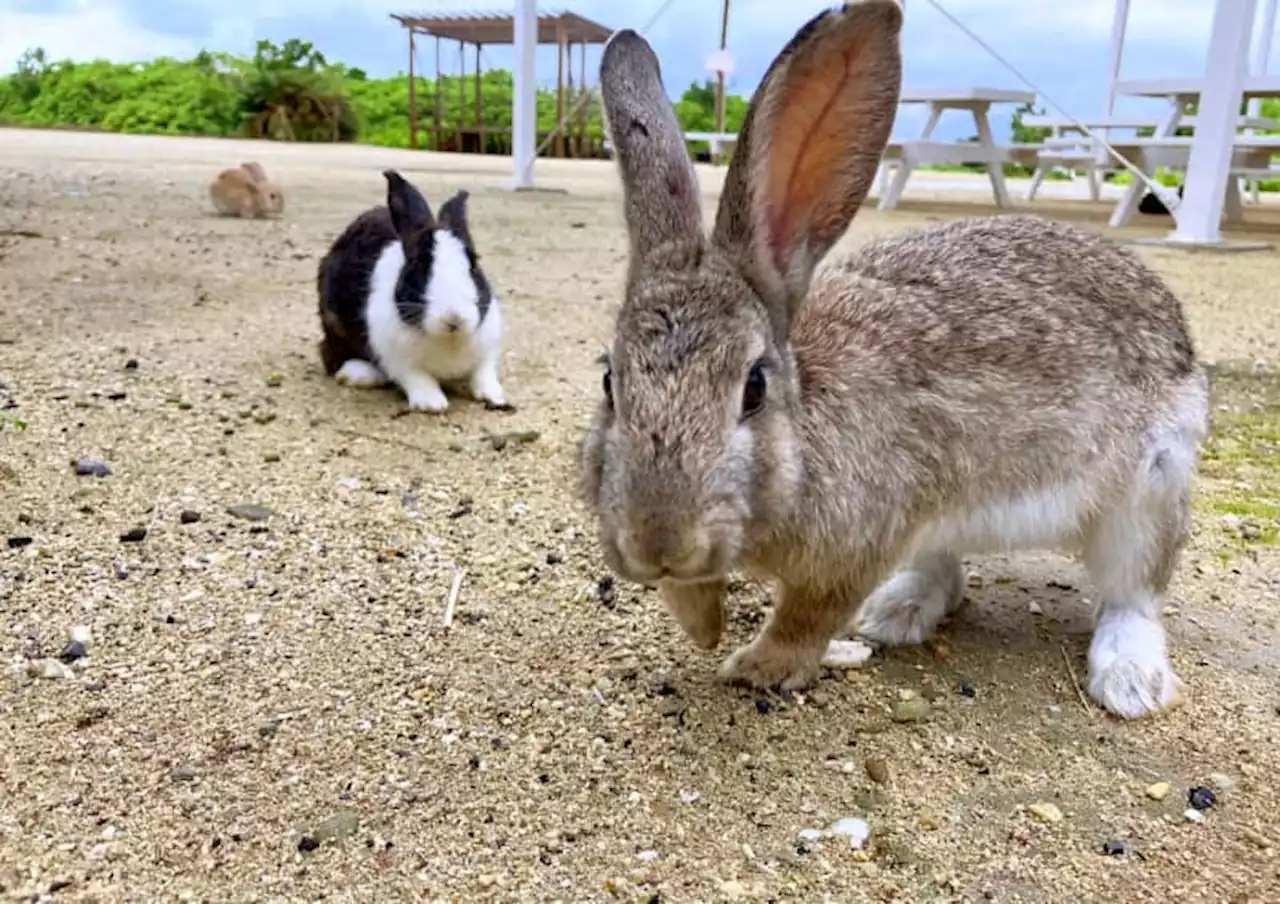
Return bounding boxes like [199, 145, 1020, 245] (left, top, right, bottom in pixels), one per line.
[316, 206, 398, 371]
[394, 229, 434, 328]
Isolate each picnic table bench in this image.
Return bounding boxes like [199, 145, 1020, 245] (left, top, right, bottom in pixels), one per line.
[876, 86, 1037, 210]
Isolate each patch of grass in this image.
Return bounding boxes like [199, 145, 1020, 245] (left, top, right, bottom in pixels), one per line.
[1189, 363, 1280, 556]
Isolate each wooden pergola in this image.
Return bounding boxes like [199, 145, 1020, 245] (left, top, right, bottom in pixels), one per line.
[390, 10, 613, 158]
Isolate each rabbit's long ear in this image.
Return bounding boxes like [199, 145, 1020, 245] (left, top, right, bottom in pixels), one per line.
[712, 0, 903, 334]
[384, 170, 435, 246]
[600, 29, 704, 271]
[437, 189, 475, 250]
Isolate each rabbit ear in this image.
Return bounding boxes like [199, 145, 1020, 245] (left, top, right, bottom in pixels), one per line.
[711, 0, 903, 333]
[437, 189, 474, 250]
[240, 162, 268, 184]
[599, 29, 704, 268]
[383, 170, 434, 245]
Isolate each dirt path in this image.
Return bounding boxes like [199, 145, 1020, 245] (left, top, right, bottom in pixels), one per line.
[2, 130, 1278, 902]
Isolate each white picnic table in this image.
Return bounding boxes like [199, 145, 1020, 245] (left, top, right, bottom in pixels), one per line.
[876, 86, 1037, 211]
[1019, 113, 1278, 202]
[1106, 75, 1280, 227]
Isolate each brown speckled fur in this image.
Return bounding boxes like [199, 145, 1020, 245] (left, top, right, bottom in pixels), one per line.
[579, 1, 1209, 718]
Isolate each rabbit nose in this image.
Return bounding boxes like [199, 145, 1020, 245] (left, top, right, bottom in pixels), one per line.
[441, 314, 463, 333]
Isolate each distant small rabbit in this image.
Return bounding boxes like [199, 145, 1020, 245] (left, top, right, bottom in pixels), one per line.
[315, 170, 508, 413]
[209, 162, 284, 218]
[577, 0, 1208, 720]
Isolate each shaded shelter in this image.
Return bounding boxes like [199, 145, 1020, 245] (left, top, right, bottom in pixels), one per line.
[390, 10, 613, 157]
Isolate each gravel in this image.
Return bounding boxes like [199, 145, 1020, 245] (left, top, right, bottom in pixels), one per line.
[1, 130, 1278, 902]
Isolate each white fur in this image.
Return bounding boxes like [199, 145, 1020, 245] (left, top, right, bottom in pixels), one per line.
[851, 377, 1208, 719]
[335, 359, 388, 388]
[356, 231, 506, 412]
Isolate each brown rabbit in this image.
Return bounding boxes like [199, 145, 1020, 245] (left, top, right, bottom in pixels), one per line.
[578, 0, 1209, 720]
[209, 162, 284, 218]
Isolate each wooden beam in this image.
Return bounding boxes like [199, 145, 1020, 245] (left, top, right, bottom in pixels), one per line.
[408, 28, 417, 150]
[434, 36, 442, 150]
[475, 42, 484, 153]
[555, 23, 565, 158]
[715, 0, 731, 136]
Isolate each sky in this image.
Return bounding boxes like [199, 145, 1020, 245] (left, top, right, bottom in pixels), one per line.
[0, 0, 1273, 141]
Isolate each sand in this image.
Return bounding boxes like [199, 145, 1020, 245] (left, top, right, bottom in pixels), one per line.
[1, 128, 1278, 903]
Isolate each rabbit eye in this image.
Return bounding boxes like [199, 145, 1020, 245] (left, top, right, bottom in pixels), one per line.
[742, 362, 767, 419]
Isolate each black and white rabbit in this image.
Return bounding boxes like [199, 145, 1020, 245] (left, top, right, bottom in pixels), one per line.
[317, 170, 508, 412]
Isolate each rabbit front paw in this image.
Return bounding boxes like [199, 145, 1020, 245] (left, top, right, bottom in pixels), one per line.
[402, 377, 449, 413]
[718, 636, 821, 692]
[335, 359, 389, 388]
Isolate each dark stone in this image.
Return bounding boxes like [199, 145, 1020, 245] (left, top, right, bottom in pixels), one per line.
[58, 640, 87, 663]
[1188, 786, 1217, 810]
[74, 458, 111, 477]
[119, 527, 147, 543]
[7, 536, 33, 549]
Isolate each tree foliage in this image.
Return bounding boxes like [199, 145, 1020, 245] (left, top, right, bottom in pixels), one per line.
[0, 40, 622, 150]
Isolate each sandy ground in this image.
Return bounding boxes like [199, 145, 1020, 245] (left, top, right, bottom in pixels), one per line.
[1, 128, 1278, 903]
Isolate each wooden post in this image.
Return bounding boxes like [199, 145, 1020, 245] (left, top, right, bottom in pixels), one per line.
[475, 43, 484, 153]
[715, 0, 731, 137]
[579, 42, 587, 157]
[565, 41, 575, 158]
[408, 28, 417, 150]
[458, 40, 466, 151]
[434, 35, 442, 151]
[555, 23, 566, 158]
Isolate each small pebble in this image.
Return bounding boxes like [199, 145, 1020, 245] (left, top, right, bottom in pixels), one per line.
[1028, 601, 1044, 615]
[6, 536, 33, 549]
[1240, 828, 1272, 849]
[1188, 786, 1216, 810]
[74, 458, 111, 478]
[864, 757, 890, 785]
[124, 358, 139, 370]
[957, 681, 976, 698]
[35, 659, 75, 680]
[1026, 802, 1064, 824]
[1183, 808, 1206, 824]
[1145, 781, 1172, 801]
[821, 639, 874, 669]
[636, 850, 659, 862]
[119, 527, 147, 543]
[312, 810, 360, 844]
[1101, 840, 1127, 856]
[169, 765, 197, 783]
[1206, 772, 1235, 791]
[797, 828, 823, 842]
[58, 641, 87, 663]
[179, 510, 201, 524]
[890, 698, 931, 723]
[227, 503, 274, 522]
[830, 816, 870, 850]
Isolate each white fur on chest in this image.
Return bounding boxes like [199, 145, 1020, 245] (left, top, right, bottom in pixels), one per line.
[364, 232, 502, 382]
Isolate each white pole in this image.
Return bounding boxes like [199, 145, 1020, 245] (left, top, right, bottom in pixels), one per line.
[1097, 0, 1131, 170]
[1243, 0, 1275, 201]
[511, 0, 538, 189]
[1170, 0, 1258, 244]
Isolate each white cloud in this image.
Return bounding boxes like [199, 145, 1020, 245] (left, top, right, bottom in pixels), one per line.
[0, 2, 197, 73]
